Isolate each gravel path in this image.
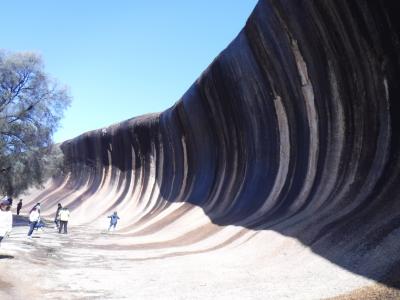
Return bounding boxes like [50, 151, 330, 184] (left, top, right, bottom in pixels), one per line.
[0, 215, 393, 299]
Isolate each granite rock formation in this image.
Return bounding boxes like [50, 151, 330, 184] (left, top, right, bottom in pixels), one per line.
[32, 0, 400, 288]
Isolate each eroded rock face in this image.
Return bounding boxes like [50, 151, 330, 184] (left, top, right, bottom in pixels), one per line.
[41, 0, 400, 286]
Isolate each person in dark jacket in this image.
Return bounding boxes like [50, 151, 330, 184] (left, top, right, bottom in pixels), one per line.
[54, 203, 62, 229]
[17, 199, 22, 215]
[108, 212, 120, 232]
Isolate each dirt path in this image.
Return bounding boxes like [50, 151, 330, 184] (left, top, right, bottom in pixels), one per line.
[0, 217, 396, 299]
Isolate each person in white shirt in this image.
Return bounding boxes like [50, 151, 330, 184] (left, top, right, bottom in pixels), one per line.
[0, 198, 13, 245]
[28, 207, 40, 237]
[58, 207, 70, 234]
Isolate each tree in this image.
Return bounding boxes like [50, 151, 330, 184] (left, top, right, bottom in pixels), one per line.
[0, 50, 71, 197]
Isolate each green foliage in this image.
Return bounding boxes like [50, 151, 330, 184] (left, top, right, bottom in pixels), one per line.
[0, 50, 71, 196]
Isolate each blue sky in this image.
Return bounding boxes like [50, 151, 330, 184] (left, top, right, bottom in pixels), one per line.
[1, 1, 258, 142]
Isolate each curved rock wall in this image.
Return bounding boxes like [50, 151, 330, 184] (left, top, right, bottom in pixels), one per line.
[32, 0, 400, 286]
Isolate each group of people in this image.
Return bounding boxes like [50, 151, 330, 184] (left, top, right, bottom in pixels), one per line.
[0, 199, 72, 241]
[0, 196, 121, 246]
[28, 202, 71, 237]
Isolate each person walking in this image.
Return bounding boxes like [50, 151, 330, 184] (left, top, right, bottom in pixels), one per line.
[27, 207, 40, 238]
[54, 203, 62, 229]
[107, 212, 120, 232]
[58, 207, 70, 234]
[17, 199, 22, 215]
[0, 198, 13, 246]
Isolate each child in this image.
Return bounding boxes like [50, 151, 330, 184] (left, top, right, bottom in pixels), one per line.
[35, 218, 45, 232]
[107, 212, 120, 232]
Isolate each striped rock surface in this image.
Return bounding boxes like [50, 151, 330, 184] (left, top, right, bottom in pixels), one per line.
[26, 0, 400, 290]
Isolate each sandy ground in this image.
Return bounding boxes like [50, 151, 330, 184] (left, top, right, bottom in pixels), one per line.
[0, 214, 395, 299]
[327, 284, 400, 300]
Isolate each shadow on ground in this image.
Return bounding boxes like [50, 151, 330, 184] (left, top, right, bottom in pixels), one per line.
[0, 255, 14, 259]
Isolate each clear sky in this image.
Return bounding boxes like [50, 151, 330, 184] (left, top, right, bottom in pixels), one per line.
[1, 1, 258, 143]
